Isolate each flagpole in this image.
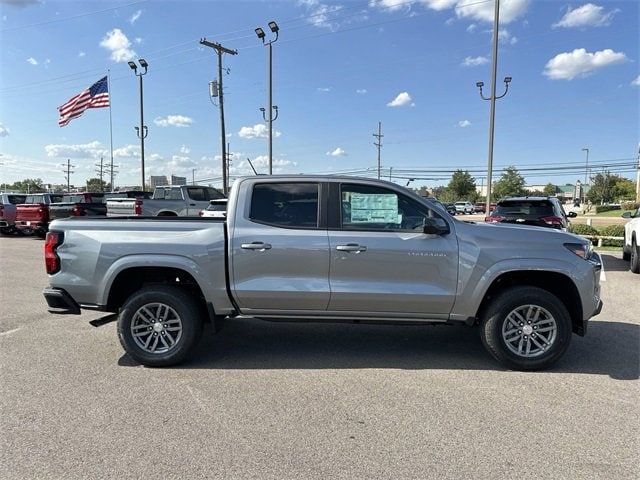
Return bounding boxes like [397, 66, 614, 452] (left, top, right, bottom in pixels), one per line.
[107, 69, 115, 191]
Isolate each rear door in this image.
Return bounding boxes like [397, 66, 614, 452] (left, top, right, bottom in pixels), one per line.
[327, 182, 458, 317]
[230, 181, 330, 313]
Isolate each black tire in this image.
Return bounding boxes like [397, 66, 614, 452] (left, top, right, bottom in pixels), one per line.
[631, 238, 640, 274]
[0, 227, 13, 236]
[117, 285, 203, 367]
[480, 286, 572, 371]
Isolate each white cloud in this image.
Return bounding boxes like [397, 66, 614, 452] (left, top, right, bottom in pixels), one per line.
[179, 145, 191, 154]
[466, 23, 477, 33]
[553, 3, 618, 29]
[462, 55, 489, 67]
[631, 75, 640, 87]
[420, 0, 458, 11]
[456, 0, 530, 24]
[356, 88, 367, 94]
[327, 147, 347, 156]
[543, 48, 628, 80]
[78, 51, 86, 58]
[153, 115, 194, 127]
[368, 0, 408, 11]
[45, 141, 107, 159]
[498, 28, 517, 45]
[135, 37, 142, 44]
[26, 57, 38, 65]
[100, 28, 136, 63]
[0, 122, 9, 137]
[168, 155, 196, 170]
[129, 9, 142, 24]
[317, 87, 332, 92]
[387, 91, 414, 107]
[238, 124, 282, 139]
[458, 120, 471, 128]
[113, 144, 140, 158]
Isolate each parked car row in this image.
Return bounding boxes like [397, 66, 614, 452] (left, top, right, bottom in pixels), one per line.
[484, 197, 577, 232]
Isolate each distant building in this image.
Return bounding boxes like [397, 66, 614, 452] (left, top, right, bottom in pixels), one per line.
[150, 176, 168, 188]
[171, 175, 187, 186]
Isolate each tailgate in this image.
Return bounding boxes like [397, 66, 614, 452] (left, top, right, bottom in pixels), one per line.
[17, 204, 47, 222]
[49, 204, 74, 220]
[106, 199, 137, 217]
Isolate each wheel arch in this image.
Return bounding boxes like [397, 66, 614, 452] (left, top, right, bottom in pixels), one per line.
[475, 270, 584, 335]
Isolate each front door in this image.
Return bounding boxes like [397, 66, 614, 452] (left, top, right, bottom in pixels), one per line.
[327, 183, 458, 316]
[231, 182, 330, 313]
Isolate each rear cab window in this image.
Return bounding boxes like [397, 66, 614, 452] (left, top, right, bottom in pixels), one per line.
[250, 183, 319, 229]
[495, 201, 555, 216]
[7, 195, 26, 204]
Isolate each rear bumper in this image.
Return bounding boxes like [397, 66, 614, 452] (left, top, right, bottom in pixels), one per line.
[43, 287, 81, 315]
[16, 221, 47, 231]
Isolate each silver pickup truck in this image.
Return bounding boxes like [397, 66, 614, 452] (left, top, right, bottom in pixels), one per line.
[106, 185, 225, 217]
[43, 176, 603, 371]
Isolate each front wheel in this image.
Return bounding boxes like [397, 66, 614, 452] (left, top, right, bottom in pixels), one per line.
[480, 286, 572, 371]
[117, 285, 203, 367]
[631, 238, 640, 274]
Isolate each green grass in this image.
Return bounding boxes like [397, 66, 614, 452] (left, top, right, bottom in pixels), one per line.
[587, 209, 634, 217]
[594, 246, 622, 252]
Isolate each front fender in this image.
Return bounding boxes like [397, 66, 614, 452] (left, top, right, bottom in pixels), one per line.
[451, 257, 580, 321]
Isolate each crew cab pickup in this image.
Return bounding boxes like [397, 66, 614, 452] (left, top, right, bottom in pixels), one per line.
[43, 176, 603, 371]
[0, 193, 27, 234]
[106, 185, 224, 217]
[15, 193, 63, 237]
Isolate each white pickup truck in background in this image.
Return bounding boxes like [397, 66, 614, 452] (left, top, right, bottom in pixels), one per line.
[106, 185, 225, 217]
[622, 207, 640, 273]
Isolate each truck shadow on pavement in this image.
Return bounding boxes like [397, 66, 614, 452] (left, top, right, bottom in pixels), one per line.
[119, 318, 639, 380]
[600, 253, 631, 272]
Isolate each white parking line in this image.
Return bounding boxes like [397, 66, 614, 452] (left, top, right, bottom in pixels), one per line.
[599, 255, 607, 282]
[0, 328, 21, 337]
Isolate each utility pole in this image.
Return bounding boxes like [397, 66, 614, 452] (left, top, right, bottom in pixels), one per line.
[226, 142, 233, 192]
[476, 0, 512, 214]
[192, 169, 196, 185]
[62, 159, 75, 193]
[635, 144, 640, 203]
[373, 121, 383, 179]
[95, 157, 107, 192]
[582, 148, 589, 204]
[200, 38, 237, 196]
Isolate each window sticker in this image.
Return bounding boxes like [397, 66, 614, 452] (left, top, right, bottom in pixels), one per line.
[349, 193, 400, 223]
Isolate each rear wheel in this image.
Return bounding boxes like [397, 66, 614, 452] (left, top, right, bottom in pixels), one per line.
[623, 234, 631, 261]
[631, 238, 640, 274]
[117, 285, 203, 367]
[480, 286, 572, 371]
[0, 227, 13, 235]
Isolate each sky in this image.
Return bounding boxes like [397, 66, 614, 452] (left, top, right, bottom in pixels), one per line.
[0, 0, 638, 190]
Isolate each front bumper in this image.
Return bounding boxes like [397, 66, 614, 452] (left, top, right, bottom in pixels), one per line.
[43, 287, 81, 315]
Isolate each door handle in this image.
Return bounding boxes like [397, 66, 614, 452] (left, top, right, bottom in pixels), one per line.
[336, 243, 367, 253]
[189, 203, 196, 206]
[241, 242, 272, 251]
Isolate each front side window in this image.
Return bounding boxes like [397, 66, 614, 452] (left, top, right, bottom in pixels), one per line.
[340, 184, 444, 232]
[250, 183, 319, 228]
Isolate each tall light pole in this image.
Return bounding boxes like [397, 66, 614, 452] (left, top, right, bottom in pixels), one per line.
[582, 147, 589, 204]
[128, 59, 149, 191]
[255, 21, 279, 175]
[635, 144, 640, 203]
[476, 0, 511, 213]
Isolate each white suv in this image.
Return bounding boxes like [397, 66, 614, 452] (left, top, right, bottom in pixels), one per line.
[454, 201, 474, 215]
[622, 207, 640, 274]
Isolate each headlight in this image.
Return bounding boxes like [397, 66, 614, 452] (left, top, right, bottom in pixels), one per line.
[564, 242, 593, 260]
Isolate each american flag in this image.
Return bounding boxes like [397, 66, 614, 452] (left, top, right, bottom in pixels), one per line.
[58, 76, 110, 127]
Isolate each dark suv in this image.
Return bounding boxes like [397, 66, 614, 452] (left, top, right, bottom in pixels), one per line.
[485, 196, 576, 231]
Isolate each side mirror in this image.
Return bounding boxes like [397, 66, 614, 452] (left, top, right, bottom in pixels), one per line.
[567, 211, 577, 218]
[423, 221, 449, 235]
[622, 212, 631, 219]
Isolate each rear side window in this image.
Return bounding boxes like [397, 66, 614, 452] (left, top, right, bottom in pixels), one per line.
[7, 195, 26, 204]
[495, 201, 554, 216]
[250, 183, 319, 228]
[187, 187, 225, 201]
[25, 195, 44, 204]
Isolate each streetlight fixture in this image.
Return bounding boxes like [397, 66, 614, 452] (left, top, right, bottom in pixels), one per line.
[129, 59, 149, 190]
[255, 20, 280, 175]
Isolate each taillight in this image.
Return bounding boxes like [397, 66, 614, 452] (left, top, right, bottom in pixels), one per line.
[198, 210, 204, 217]
[44, 232, 63, 274]
[485, 215, 504, 223]
[134, 198, 143, 215]
[72, 205, 84, 216]
[541, 216, 563, 227]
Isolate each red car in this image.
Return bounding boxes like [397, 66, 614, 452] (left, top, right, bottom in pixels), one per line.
[0, 193, 27, 235]
[15, 193, 63, 238]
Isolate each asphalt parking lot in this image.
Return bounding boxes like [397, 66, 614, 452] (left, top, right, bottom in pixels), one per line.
[1, 235, 638, 480]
